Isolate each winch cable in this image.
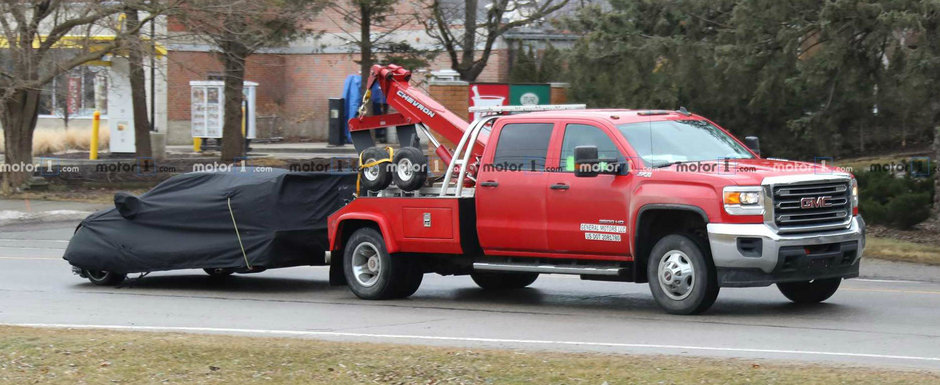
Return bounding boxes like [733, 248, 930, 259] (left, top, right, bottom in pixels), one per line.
[355, 146, 394, 197]
[227, 197, 252, 270]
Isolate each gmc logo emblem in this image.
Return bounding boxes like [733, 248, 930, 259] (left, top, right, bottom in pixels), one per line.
[800, 196, 832, 209]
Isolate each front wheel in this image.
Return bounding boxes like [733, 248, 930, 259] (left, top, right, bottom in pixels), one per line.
[83, 269, 125, 286]
[647, 234, 719, 315]
[343, 227, 422, 300]
[777, 278, 841, 303]
[470, 272, 539, 290]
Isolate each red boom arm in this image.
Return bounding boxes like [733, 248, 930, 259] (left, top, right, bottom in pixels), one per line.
[348, 64, 488, 166]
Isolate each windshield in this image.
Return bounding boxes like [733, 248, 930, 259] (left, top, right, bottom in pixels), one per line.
[617, 120, 754, 167]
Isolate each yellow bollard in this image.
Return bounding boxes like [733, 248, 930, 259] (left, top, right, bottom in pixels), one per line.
[193, 137, 201, 152]
[90, 110, 100, 160]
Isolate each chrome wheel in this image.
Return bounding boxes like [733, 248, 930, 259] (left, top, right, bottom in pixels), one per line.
[396, 157, 414, 182]
[351, 241, 382, 287]
[363, 158, 380, 181]
[86, 270, 109, 280]
[658, 250, 695, 301]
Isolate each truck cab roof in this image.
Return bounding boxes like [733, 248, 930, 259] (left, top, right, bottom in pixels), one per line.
[494, 109, 703, 125]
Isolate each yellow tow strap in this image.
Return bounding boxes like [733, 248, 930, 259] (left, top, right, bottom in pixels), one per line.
[227, 197, 252, 270]
[355, 146, 394, 197]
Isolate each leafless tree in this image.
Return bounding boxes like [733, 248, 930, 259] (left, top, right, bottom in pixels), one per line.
[176, 0, 323, 162]
[124, 8, 152, 159]
[0, 0, 174, 192]
[419, 0, 569, 81]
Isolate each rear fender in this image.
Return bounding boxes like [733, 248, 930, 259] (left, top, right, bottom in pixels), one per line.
[330, 213, 398, 253]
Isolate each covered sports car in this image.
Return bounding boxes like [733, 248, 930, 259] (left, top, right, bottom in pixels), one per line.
[64, 169, 356, 285]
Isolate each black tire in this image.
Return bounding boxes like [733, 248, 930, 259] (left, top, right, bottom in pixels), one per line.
[343, 227, 421, 300]
[470, 272, 539, 290]
[396, 264, 425, 298]
[391, 146, 428, 191]
[647, 234, 719, 315]
[83, 269, 125, 286]
[359, 147, 393, 191]
[204, 268, 234, 278]
[777, 278, 841, 304]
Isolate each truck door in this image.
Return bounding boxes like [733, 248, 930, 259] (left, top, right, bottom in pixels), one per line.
[475, 122, 555, 254]
[545, 123, 632, 258]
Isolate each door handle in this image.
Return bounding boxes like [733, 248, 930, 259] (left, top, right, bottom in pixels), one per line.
[550, 183, 570, 190]
[480, 181, 499, 187]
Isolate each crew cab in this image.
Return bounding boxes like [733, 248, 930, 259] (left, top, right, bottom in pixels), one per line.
[328, 104, 865, 314]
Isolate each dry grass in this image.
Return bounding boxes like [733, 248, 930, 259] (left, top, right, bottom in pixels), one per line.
[866, 236, 940, 266]
[0, 128, 109, 155]
[1, 326, 938, 385]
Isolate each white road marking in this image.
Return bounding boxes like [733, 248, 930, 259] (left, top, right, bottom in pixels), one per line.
[854, 278, 929, 284]
[6, 323, 940, 363]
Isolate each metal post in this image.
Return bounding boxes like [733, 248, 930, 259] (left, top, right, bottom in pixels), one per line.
[90, 110, 100, 160]
[150, 13, 156, 132]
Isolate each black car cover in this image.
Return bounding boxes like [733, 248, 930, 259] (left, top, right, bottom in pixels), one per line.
[64, 169, 356, 274]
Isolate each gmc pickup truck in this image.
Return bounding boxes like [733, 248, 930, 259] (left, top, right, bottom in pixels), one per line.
[328, 65, 865, 314]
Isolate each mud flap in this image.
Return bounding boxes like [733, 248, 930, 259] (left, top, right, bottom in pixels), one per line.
[329, 251, 348, 286]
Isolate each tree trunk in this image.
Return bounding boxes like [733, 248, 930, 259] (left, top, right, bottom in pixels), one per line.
[457, 62, 487, 82]
[126, 9, 153, 159]
[456, 0, 482, 82]
[934, 126, 939, 218]
[359, 3, 373, 116]
[220, 50, 246, 162]
[462, 0, 478, 67]
[1, 89, 41, 193]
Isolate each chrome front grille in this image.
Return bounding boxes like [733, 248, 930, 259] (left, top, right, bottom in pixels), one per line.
[772, 181, 851, 231]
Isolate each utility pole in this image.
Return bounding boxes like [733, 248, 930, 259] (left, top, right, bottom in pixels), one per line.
[934, 126, 939, 218]
[150, 10, 156, 132]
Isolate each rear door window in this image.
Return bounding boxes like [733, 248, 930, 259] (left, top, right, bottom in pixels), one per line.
[491, 123, 553, 171]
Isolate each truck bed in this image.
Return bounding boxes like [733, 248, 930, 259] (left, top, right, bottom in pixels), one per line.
[328, 196, 479, 256]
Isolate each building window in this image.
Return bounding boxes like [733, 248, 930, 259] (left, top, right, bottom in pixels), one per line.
[39, 66, 108, 118]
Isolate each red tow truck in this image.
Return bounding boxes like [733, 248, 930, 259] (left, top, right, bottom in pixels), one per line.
[328, 65, 865, 314]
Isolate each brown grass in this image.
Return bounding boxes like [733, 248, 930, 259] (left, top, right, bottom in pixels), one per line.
[866, 236, 940, 265]
[0, 128, 109, 155]
[0, 326, 937, 385]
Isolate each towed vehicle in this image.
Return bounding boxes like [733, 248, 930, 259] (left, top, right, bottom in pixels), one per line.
[64, 169, 355, 285]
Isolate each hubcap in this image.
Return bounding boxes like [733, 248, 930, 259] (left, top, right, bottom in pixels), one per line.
[658, 250, 695, 301]
[351, 242, 382, 287]
[86, 270, 109, 280]
[397, 158, 414, 182]
[363, 158, 380, 181]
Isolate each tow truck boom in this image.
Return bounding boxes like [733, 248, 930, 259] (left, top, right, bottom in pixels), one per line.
[348, 64, 486, 166]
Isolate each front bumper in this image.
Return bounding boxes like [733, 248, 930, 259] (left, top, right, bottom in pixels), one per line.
[706, 216, 865, 287]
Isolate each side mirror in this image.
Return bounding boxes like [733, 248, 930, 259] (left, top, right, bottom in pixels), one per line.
[113, 192, 140, 219]
[574, 146, 599, 177]
[744, 136, 760, 157]
[574, 146, 625, 177]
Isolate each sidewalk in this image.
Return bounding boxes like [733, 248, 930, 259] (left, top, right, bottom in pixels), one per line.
[0, 199, 106, 227]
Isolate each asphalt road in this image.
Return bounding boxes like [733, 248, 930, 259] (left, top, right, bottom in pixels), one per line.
[2, 220, 939, 371]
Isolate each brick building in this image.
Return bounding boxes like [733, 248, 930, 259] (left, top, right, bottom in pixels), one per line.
[163, 5, 526, 145]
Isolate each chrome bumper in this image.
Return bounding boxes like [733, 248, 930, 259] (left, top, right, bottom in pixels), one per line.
[706, 216, 865, 275]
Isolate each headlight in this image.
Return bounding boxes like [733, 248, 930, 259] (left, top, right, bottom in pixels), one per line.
[851, 178, 859, 207]
[723, 186, 764, 215]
